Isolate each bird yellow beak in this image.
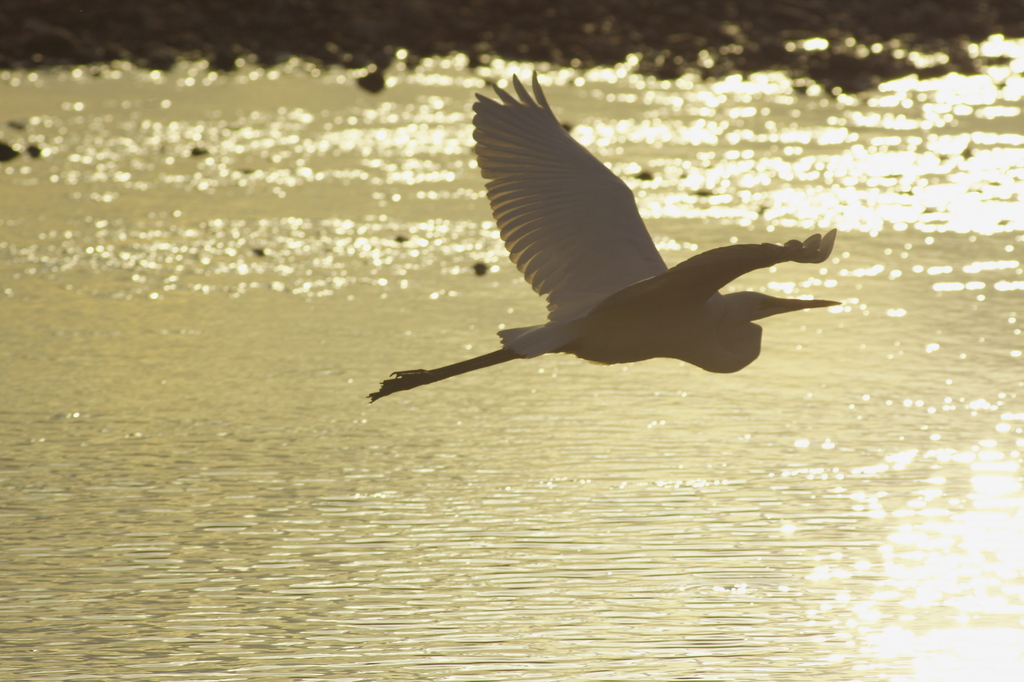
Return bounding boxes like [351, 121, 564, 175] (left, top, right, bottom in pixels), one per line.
[779, 297, 841, 311]
[750, 296, 840, 321]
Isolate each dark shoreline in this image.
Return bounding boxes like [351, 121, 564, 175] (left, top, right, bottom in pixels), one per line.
[2, 1, 1023, 93]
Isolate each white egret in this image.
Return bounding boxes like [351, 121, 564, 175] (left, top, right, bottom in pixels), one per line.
[369, 75, 839, 402]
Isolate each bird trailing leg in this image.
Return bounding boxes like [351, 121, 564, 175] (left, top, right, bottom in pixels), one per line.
[368, 347, 520, 402]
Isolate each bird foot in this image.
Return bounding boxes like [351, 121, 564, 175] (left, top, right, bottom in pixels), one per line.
[390, 369, 430, 378]
[368, 369, 435, 402]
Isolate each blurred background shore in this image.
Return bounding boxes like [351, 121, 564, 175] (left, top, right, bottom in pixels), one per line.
[3, 0, 1024, 93]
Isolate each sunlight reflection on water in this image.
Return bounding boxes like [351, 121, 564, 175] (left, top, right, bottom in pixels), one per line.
[1, 36, 1024, 682]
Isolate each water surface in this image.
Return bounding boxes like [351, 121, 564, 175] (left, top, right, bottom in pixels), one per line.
[3, 44, 1024, 681]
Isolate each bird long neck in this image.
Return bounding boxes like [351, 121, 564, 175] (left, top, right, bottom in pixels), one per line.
[369, 347, 519, 401]
[712, 321, 762, 372]
[681, 294, 763, 373]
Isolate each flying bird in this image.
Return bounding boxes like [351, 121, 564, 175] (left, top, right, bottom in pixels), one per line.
[369, 75, 839, 401]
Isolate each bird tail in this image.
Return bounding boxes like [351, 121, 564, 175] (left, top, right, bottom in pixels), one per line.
[368, 347, 520, 402]
[498, 323, 577, 358]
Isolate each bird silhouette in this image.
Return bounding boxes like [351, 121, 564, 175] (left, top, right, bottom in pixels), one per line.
[369, 75, 838, 402]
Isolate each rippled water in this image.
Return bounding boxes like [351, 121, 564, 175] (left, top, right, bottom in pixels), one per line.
[3, 41, 1024, 681]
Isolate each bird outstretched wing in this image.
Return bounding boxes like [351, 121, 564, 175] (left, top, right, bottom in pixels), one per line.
[473, 74, 667, 322]
[592, 229, 838, 312]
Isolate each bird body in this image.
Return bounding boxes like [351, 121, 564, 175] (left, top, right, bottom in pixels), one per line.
[561, 291, 760, 371]
[369, 75, 839, 402]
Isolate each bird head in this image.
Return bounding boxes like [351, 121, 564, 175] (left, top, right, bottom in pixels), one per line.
[723, 291, 840, 323]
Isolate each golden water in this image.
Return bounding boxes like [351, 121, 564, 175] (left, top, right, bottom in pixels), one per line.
[2, 42, 1024, 680]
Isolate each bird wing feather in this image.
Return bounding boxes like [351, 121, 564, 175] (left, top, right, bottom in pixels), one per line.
[591, 229, 837, 313]
[473, 74, 667, 322]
